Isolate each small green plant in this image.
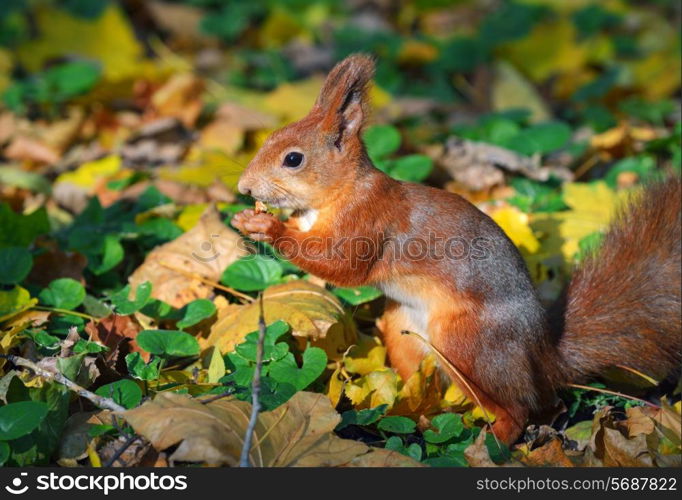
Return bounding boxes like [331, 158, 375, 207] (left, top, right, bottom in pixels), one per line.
[362, 124, 433, 182]
[217, 320, 327, 410]
[3, 61, 101, 115]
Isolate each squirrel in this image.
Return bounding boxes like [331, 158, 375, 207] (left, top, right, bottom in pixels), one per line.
[232, 54, 682, 444]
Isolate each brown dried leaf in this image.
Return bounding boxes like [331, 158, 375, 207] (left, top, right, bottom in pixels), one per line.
[464, 430, 497, 467]
[128, 205, 247, 308]
[151, 74, 204, 128]
[602, 427, 654, 467]
[122, 391, 369, 467]
[522, 438, 573, 467]
[85, 314, 145, 365]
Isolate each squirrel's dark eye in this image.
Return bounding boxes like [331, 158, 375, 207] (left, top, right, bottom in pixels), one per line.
[283, 152, 304, 168]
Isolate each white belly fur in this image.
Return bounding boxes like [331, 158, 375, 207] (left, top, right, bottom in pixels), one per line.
[378, 279, 431, 343]
[294, 209, 318, 232]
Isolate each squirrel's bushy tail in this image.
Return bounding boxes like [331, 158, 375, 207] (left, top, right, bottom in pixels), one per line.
[555, 176, 681, 384]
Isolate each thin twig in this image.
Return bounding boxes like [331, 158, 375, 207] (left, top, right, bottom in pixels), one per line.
[615, 364, 658, 386]
[0, 353, 125, 412]
[567, 383, 660, 409]
[159, 261, 254, 302]
[103, 435, 140, 468]
[199, 387, 235, 405]
[239, 294, 267, 467]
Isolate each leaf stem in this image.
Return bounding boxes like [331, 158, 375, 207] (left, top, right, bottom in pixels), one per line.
[32, 305, 98, 322]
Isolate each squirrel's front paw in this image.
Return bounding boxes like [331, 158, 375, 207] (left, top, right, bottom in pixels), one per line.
[232, 210, 285, 243]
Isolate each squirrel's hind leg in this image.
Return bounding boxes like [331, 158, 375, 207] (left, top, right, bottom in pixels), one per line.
[376, 300, 427, 381]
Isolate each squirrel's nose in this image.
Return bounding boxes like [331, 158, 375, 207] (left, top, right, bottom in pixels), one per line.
[237, 178, 252, 197]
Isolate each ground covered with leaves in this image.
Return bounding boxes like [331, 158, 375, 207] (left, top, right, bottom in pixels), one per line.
[0, 0, 680, 467]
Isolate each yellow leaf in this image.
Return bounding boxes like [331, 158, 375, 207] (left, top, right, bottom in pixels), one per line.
[175, 203, 228, 232]
[264, 77, 323, 122]
[16, 4, 143, 81]
[491, 206, 541, 254]
[499, 19, 611, 84]
[398, 40, 439, 65]
[343, 333, 386, 376]
[157, 149, 245, 190]
[259, 8, 303, 48]
[206, 347, 225, 384]
[0, 286, 37, 323]
[367, 369, 399, 408]
[392, 355, 444, 417]
[0, 48, 11, 95]
[562, 181, 621, 225]
[326, 364, 346, 408]
[56, 155, 122, 189]
[491, 61, 550, 123]
[205, 280, 355, 358]
[531, 181, 624, 266]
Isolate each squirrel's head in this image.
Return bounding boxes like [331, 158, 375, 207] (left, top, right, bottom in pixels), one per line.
[237, 53, 375, 211]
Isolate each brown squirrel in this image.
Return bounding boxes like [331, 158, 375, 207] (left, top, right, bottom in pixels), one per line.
[232, 54, 682, 443]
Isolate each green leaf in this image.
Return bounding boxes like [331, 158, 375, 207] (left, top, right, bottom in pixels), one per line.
[0, 247, 32, 285]
[605, 156, 656, 188]
[233, 321, 290, 362]
[506, 121, 572, 156]
[485, 432, 511, 464]
[110, 281, 152, 315]
[377, 416, 416, 434]
[88, 234, 124, 275]
[336, 404, 389, 431]
[422, 455, 468, 467]
[136, 330, 200, 358]
[389, 154, 433, 182]
[507, 178, 567, 213]
[384, 435, 404, 452]
[0, 401, 49, 441]
[423, 413, 464, 444]
[95, 380, 142, 410]
[333, 286, 383, 305]
[125, 352, 161, 381]
[8, 382, 70, 466]
[221, 255, 283, 291]
[363, 125, 401, 161]
[0, 441, 9, 466]
[0, 166, 51, 194]
[24, 330, 60, 349]
[268, 347, 327, 391]
[0, 204, 49, 248]
[176, 299, 216, 329]
[72, 339, 108, 355]
[39, 278, 85, 310]
[81, 294, 113, 318]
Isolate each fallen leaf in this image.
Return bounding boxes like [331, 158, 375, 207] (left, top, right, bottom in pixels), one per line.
[85, 314, 145, 365]
[522, 438, 573, 466]
[128, 205, 247, 308]
[151, 74, 204, 128]
[204, 280, 355, 358]
[123, 391, 370, 466]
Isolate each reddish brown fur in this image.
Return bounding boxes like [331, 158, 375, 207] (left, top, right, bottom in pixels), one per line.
[234, 54, 682, 444]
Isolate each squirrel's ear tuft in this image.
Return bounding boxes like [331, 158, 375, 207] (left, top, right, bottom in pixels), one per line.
[314, 53, 375, 149]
